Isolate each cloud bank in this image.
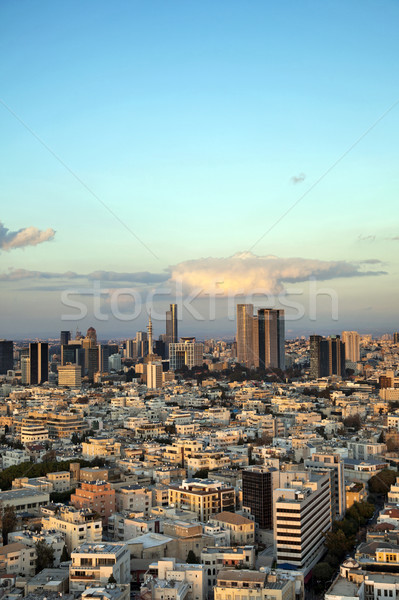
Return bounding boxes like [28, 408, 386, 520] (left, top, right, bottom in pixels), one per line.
[1, 252, 386, 295]
[0, 222, 55, 251]
[168, 251, 386, 295]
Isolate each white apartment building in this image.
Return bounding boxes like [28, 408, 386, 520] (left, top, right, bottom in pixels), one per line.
[8, 529, 65, 565]
[82, 437, 121, 460]
[273, 471, 332, 575]
[145, 558, 206, 600]
[347, 441, 386, 460]
[70, 542, 131, 593]
[20, 424, 49, 444]
[115, 484, 152, 515]
[387, 477, 399, 504]
[2, 448, 30, 468]
[201, 546, 255, 589]
[0, 543, 37, 577]
[47, 470, 71, 492]
[0, 488, 49, 515]
[42, 505, 102, 553]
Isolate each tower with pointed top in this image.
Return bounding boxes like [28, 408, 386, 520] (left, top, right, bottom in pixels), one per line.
[147, 313, 153, 356]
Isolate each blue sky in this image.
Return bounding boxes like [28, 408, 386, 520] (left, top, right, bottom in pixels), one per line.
[1, 0, 398, 338]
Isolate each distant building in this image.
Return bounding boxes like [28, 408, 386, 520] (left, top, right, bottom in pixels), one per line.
[169, 479, 235, 521]
[169, 338, 204, 371]
[310, 334, 345, 378]
[58, 364, 82, 388]
[29, 342, 48, 384]
[342, 331, 360, 362]
[0, 340, 13, 374]
[60, 330, 71, 346]
[42, 505, 102, 553]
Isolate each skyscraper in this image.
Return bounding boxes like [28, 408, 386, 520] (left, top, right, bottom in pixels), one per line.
[341, 331, 360, 362]
[169, 337, 204, 370]
[0, 340, 13, 374]
[29, 342, 49, 385]
[393, 332, 399, 344]
[236, 304, 255, 368]
[166, 303, 178, 343]
[258, 309, 285, 370]
[60, 330, 71, 347]
[310, 335, 345, 378]
[242, 466, 279, 530]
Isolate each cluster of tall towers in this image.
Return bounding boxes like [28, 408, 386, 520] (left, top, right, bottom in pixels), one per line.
[236, 305, 285, 370]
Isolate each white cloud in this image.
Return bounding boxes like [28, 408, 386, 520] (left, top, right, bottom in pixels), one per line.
[0, 221, 55, 251]
[168, 251, 386, 295]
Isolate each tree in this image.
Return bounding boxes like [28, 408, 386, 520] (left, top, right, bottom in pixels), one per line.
[35, 540, 55, 573]
[368, 469, 398, 495]
[0, 505, 17, 544]
[324, 529, 351, 562]
[60, 545, 69, 562]
[108, 574, 117, 583]
[193, 469, 209, 479]
[312, 562, 334, 582]
[343, 414, 361, 431]
[186, 550, 199, 564]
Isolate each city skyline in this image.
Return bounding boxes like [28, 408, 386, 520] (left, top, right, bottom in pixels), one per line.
[1, 1, 398, 337]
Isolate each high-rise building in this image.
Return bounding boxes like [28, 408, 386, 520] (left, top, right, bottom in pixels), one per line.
[310, 335, 345, 378]
[58, 364, 82, 388]
[393, 332, 399, 344]
[60, 330, 71, 347]
[342, 331, 360, 362]
[0, 340, 13, 374]
[21, 356, 30, 385]
[169, 337, 204, 371]
[29, 342, 49, 385]
[147, 361, 163, 389]
[258, 309, 285, 370]
[242, 466, 279, 530]
[166, 303, 178, 344]
[304, 452, 346, 520]
[273, 471, 332, 575]
[236, 304, 255, 368]
[61, 343, 85, 376]
[98, 344, 112, 373]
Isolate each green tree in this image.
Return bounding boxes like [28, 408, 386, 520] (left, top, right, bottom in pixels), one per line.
[35, 539, 55, 573]
[108, 574, 117, 583]
[0, 505, 17, 544]
[324, 529, 351, 561]
[368, 469, 398, 495]
[60, 545, 69, 562]
[186, 550, 200, 564]
[193, 469, 209, 479]
[312, 562, 334, 581]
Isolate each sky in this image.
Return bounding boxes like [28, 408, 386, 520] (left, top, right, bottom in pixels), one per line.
[1, 0, 398, 339]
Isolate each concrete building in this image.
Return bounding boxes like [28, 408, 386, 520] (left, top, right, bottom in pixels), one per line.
[201, 546, 255, 589]
[209, 512, 255, 545]
[58, 363, 82, 388]
[0, 488, 49, 515]
[20, 424, 49, 445]
[115, 484, 152, 515]
[242, 466, 279, 530]
[42, 505, 103, 553]
[0, 542, 36, 576]
[144, 558, 205, 600]
[214, 570, 295, 600]
[71, 480, 116, 525]
[304, 452, 346, 519]
[169, 338, 204, 371]
[82, 437, 122, 460]
[273, 471, 332, 575]
[342, 331, 361, 362]
[2, 448, 30, 468]
[168, 479, 235, 522]
[70, 542, 131, 593]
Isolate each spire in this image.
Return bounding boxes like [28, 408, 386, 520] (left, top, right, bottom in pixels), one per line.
[147, 312, 153, 355]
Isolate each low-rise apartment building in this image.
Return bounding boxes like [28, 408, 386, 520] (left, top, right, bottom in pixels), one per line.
[42, 505, 102, 553]
[209, 513, 255, 545]
[71, 480, 116, 525]
[169, 479, 235, 522]
[70, 542, 131, 593]
[201, 546, 255, 589]
[214, 570, 295, 600]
